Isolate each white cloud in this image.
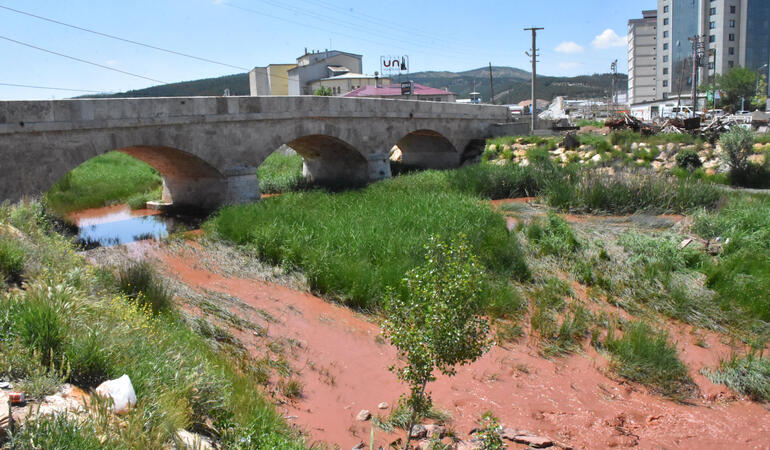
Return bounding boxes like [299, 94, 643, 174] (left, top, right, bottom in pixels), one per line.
[555, 41, 584, 54]
[592, 29, 626, 49]
[558, 62, 581, 70]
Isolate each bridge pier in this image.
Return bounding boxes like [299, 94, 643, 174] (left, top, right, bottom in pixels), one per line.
[223, 167, 261, 206]
[366, 152, 392, 182]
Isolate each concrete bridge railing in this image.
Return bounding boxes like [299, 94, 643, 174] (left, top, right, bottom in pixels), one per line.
[0, 96, 509, 209]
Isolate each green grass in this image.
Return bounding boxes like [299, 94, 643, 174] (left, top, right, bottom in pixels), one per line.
[257, 151, 308, 194]
[703, 355, 770, 402]
[45, 151, 162, 216]
[603, 321, 694, 399]
[117, 260, 174, 315]
[576, 119, 606, 128]
[207, 171, 529, 311]
[694, 195, 770, 325]
[0, 235, 26, 284]
[0, 200, 301, 448]
[526, 213, 582, 256]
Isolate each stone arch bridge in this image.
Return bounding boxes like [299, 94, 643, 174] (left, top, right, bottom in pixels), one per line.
[0, 96, 511, 209]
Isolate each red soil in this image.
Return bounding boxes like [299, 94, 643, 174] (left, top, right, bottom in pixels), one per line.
[154, 245, 770, 449]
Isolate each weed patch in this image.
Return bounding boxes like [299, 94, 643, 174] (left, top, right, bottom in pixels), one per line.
[703, 355, 770, 401]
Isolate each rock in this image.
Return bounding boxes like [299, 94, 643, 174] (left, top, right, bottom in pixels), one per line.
[378, 402, 389, 409]
[456, 440, 481, 450]
[591, 153, 602, 163]
[635, 158, 646, 164]
[424, 424, 446, 439]
[514, 149, 527, 157]
[355, 409, 371, 421]
[652, 161, 664, 171]
[389, 146, 403, 162]
[503, 144, 512, 152]
[748, 153, 766, 166]
[520, 158, 530, 167]
[553, 147, 565, 155]
[501, 428, 554, 448]
[705, 168, 716, 176]
[176, 429, 214, 450]
[666, 142, 677, 153]
[488, 144, 497, 152]
[0, 391, 9, 437]
[494, 159, 508, 166]
[639, 142, 648, 148]
[351, 443, 365, 450]
[38, 386, 89, 417]
[613, 145, 621, 151]
[0, 381, 11, 389]
[95, 374, 136, 415]
[410, 424, 427, 439]
[630, 142, 639, 151]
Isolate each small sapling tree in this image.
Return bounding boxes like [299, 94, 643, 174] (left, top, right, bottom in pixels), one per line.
[381, 234, 491, 449]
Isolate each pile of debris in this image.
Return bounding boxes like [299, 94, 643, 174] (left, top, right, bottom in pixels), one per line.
[605, 113, 655, 135]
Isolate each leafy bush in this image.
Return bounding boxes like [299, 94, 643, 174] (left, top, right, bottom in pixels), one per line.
[117, 260, 174, 314]
[676, 149, 703, 171]
[604, 321, 694, 399]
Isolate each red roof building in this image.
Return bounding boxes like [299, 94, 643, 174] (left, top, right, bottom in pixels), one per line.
[343, 83, 456, 102]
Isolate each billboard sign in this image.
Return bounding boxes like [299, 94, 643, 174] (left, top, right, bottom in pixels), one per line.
[380, 55, 409, 75]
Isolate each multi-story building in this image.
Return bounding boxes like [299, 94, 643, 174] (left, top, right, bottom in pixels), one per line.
[249, 64, 296, 96]
[287, 49, 363, 95]
[628, 10, 658, 104]
[629, 0, 769, 107]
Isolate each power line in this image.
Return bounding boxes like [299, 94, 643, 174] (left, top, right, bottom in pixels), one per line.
[0, 4, 250, 71]
[0, 35, 167, 84]
[0, 82, 106, 93]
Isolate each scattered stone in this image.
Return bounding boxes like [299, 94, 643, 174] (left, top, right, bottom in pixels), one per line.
[176, 429, 214, 450]
[351, 443, 365, 450]
[494, 159, 508, 166]
[424, 424, 446, 439]
[355, 409, 371, 421]
[748, 153, 766, 166]
[591, 153, 602, 163]
[456, 440, 481, 450]
[520, 158, 530, 167]
[651, 161, 664, 171]
[502, 144, 512, 152]
[666, 142, 677, 153]
[501, 428, 554, 448]
[488, 144, 497, 152]
[410, 424, 427, 439]
[389, 147, 403, 162]
[378, 402, 389, 409]
[630, 142, 639, 151]
[95, 374, 136, 415]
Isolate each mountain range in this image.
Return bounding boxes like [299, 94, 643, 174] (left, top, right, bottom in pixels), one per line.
[83, 66, 628, 104]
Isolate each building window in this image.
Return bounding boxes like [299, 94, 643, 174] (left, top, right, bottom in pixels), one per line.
[709, 21, 716, 29]
[663, 18, 669, 25]
[663, 5, 669, 12]
[663, 43, 669, 50]
[663, 30, 669, 38]
[709, 35, 716, 43]
[663, 67, 669, 74]
[728, 60, 734, 68]
[729, 47, 735, 55]
[729, 33, 735, 41]
[663, 55, 669, 62]
[663, 80, 669, 87]
[709, 7, 716, 15]
[709, 62, 715, 69]
[730, 5, 736, 13]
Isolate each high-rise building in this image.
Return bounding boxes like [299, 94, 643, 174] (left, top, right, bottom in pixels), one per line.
[628, 10, 658, 104]
[629, 0, 770, 106]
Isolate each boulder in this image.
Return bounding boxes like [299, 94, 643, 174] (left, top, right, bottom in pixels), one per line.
[351, 443, 366, 450]
[95, 374, 136, 415]
[488, 144, 497, 152]
[502, 144, 512, 152]
[666, 142, 677, 153]
[355, 409, 371, 421]
[520, 158, 530, 167]
[748, 153, 766, 166]
[501, 428, 554, 448]
[560, 134, 580, 150]
[410, 424, 427, 439]
[176, 429, 214, 450]
[630, 142, 639, 151]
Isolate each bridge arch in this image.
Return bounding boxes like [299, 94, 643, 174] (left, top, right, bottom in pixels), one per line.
[392, 129, 460, 170]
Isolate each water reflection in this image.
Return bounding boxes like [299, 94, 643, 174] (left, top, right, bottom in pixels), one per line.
[69, 205, 200, 248]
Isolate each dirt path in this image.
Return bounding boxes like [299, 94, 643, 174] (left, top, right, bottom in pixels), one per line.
[151, 243, 770, 449]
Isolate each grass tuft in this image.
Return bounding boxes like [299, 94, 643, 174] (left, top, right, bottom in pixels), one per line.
[117, 260, 174, 315]
[703, 355, 770, 401]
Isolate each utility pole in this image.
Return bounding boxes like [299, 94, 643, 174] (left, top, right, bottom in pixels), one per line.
[610, 59, 618, 112]
[688, 35, 705, 115]
[524, 27, 543, 134]
[488, 62, 495, 104]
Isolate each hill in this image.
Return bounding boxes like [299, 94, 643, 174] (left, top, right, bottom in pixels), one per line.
[83, 66, 626, 103]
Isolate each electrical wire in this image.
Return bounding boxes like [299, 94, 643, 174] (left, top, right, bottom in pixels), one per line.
[0, 4, 250, 71]
[0, 82, 106, 93]
[0, 35, 167, 84]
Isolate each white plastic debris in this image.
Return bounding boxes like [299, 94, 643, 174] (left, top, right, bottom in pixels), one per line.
[95, 374, 136, 415]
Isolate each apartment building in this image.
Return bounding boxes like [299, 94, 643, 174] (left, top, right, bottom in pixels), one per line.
[629, 0, 769, 106]
[628, 10, 658, 104]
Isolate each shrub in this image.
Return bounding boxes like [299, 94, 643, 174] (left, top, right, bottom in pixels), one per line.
[720, 127, 766, 187]
[676, 149, 703, 171]
[604, 321, 694, 399]
[117, 260, 174, 314]
[703, 355, 770, 401]
[0, 236, 25, 284]
[526, 213, 581, 256]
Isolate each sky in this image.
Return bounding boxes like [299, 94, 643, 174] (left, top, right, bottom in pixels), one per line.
[0, 0, 655, 100]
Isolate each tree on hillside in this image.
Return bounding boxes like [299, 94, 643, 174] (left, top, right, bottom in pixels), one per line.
[714, 67, 757, 111]
[381, 234, 491, 449]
